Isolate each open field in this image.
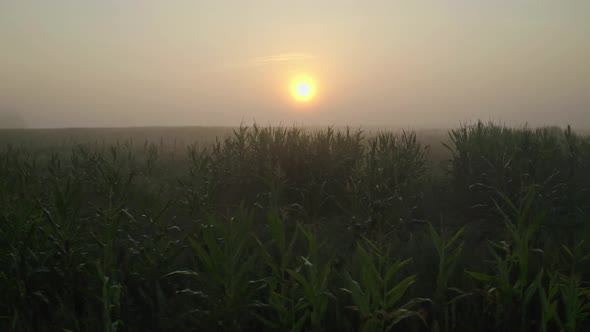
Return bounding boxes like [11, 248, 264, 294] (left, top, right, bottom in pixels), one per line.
[1, 122, 590, 331]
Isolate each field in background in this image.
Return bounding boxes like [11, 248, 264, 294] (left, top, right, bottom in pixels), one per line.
[1, 122, 590, 331]
[0, 126, 451, 160]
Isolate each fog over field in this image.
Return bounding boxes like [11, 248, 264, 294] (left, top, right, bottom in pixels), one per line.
[1, 1, 590, 129]
[4, 3, 590, 331]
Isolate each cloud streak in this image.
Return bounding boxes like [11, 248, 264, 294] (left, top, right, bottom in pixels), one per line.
[252, 53, 316, 64]
[213, 53, 316, 72]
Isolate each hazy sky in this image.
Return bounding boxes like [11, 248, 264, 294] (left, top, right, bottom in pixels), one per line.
[1, 1, 589, 128]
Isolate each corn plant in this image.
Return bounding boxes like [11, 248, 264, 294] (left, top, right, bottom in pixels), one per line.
[341, 237, 427, 331]
[182, 209, 258, 331]
[559, 241, 590, 331]
[559, 273, 590, 332]
[121, 207, 186, 330]
[536, 271, 561, 332]
[444, 122, 577, 216]
[286, 224, 334, 332]
[252, 211, 308, 331]
[467, 187, 544, 330]
[428, 223, 467, 332]
[143, 141, 160, 176]
[179, 144, 216, 217]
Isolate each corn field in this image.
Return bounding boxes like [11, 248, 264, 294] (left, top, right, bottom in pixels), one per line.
[1, 122, 590, 331]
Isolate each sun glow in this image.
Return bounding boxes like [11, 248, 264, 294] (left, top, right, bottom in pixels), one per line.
[290, 75, 316, 103]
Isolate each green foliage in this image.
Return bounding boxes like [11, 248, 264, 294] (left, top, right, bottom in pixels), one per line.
[286, 225, 334, 332]
[252, 211, 307, 331]
[182, 209, 258, 331]
[341, 237, 427, 331]
[1, 122, 590, 331]
[429, 222, 467, 332]
[445, 122, 590, 217]
[466, 188, 542, 329]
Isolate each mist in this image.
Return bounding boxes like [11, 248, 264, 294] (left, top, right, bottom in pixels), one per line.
[1, 1, 589, 129]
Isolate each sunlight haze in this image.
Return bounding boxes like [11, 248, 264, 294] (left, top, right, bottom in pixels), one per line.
[1, 1, 589, 128]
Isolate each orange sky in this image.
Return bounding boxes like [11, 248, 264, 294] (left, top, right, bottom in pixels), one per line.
[1, 1, 589, 128]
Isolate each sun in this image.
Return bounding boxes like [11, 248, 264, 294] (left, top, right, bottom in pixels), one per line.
[290, 75, 316, 103]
